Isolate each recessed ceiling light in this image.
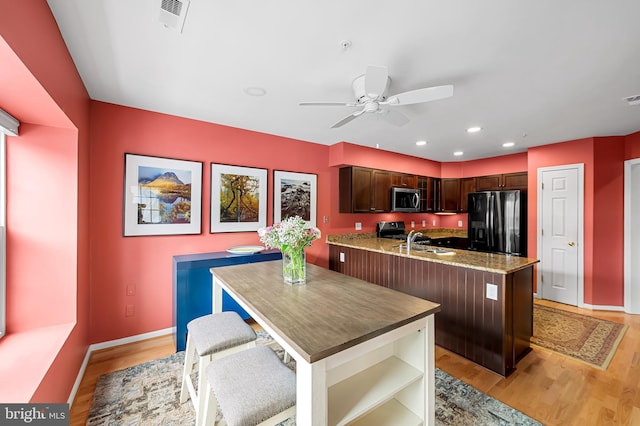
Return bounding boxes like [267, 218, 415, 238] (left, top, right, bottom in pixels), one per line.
[416, 140, 427, 146]
[243, 87, 266, 96]
[502, 142, 515, 147]
[466, 126, 482, 133]
[453, 151, 464, 156]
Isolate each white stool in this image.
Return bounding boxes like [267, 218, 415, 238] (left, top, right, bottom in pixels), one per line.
[202, 345, 296, 426]
[180, 312, 257, 426]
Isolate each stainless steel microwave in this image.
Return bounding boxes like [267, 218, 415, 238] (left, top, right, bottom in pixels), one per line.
[391, 187, 420, 212]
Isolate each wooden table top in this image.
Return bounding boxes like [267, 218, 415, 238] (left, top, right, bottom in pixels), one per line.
[211, 261, 441, 363]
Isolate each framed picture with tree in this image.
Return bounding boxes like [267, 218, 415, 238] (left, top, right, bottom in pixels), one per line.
[210, 163, 267, 233]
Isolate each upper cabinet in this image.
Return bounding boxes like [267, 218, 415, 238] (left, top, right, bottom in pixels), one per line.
[338, 166, 528, 214]
[439, 178, 461, 213]
[476, 172, 528, 191]
[459, 177, 477, 213]
[418, 176, 437, 212]
[339, 167, 392, 213]
[391, 173, 418, 189]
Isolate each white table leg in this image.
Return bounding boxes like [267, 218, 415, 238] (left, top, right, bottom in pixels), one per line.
[212, 278, 223, 314]
[295, 357, 327, 426]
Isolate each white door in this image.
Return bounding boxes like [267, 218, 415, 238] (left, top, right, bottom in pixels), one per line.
[538, 165, 583, 306]
[625, 159, 640, 314]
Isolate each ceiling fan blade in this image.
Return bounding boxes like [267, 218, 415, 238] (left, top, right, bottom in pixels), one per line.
[364, 65, 389, 100]
[385, 85, 454, 106]
[299, 101, 358, 107]
[381, 109, 410, 127]
[331, 110, 365, 128]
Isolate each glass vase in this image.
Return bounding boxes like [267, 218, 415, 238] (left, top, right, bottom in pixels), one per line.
[282, 249, 306, 285]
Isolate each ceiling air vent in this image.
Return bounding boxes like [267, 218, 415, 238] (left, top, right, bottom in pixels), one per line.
[623, 95, 640, 106]
[157, 0, 190, 33]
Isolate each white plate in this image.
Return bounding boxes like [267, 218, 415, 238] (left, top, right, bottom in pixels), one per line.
[226, 245, 265, 255]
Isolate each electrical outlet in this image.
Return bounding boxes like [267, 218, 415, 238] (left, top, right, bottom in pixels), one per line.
[411, 221, 415, 228]
[355, 222, 362, 230]
[432, 220, 436, 226]
[339, 252, 345, 263]
[323, 215, 329, 223]
[126, 284, 135, 296]
[486, 283, 498, 301]
[422, 220, 426, 227]
[458, 220, 463, 227]
[125, 304, 135, 317]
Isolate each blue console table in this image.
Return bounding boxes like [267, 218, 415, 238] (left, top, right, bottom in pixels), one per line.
[172, 249, 281, 351]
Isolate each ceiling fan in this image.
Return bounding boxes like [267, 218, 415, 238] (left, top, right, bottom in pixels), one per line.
[299, 65, 453, 128]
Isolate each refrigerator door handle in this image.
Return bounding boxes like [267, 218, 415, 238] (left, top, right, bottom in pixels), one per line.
[488, 193, 494, 250]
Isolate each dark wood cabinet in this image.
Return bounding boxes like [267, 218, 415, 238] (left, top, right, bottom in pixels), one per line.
[329, 245, 533, 376]
[476, 172, 528, 191]
[459, 177, 477, 212]
[339, 166, 391, 213]
[391, 173, 418, 189]
[439, 178, 461, 212]
[418, 176, 437, 212]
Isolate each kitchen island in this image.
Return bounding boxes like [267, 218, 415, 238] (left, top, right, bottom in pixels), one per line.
[327, 234, 539, 376]
[211, 260, 441, 426]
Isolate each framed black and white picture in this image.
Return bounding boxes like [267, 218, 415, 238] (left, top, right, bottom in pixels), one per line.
[273, 170, 317, 228]
[210, 163, 268, 233]
[123, 153, 203, 236]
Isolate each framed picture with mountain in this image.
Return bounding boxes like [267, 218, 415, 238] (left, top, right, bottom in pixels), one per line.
[210, 163, 267, 233]
[273, 170, 317, 228]
[123, 153, 203, 236]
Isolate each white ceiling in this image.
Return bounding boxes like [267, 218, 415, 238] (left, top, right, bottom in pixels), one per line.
[47, 0, 640, 162]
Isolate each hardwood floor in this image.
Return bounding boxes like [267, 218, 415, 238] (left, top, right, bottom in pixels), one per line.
[70, 302, 640, 425]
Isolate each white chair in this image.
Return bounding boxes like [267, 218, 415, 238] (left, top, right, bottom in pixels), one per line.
[202, 345, 296, 426]
[180, 312, 257, 426]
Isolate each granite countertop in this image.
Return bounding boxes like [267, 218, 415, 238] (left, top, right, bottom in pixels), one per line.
[326, 233, 539, 274]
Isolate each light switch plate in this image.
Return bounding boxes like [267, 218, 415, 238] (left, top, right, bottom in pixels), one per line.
[339, 252, 345, 263]
[486, 283, 498, 300]
[422, 220, 426, 227]
[458, 220, 463, 227]
[355, 222, 362, 230]
[411, 221, 415, 228]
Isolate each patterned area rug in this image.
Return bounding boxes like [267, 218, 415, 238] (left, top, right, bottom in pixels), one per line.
[88, 332, 541, 425]
[531, 304, 628, 370]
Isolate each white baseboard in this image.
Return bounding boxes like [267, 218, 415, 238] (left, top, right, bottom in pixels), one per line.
[68, 327, 175, 407]
[534, 294, 625, 312]
[580, 303, 625, 312]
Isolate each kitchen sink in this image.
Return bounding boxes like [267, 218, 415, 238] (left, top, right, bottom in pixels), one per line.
[394, 244, 454, 255]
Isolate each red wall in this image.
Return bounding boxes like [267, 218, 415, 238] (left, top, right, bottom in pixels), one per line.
[88, 102, 333, 343]
[0, 1, 91, 403]
[527, 137, 627, 306]
[592, 137, 625, 305]
[626, 131, 640, 159]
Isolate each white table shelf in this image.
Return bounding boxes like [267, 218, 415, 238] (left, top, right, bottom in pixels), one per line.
[328, 356, 422, 425]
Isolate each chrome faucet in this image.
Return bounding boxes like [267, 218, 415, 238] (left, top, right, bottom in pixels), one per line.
[406, 230, 423, 253]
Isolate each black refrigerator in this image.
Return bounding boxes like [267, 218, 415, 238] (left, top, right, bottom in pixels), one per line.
[467, 190, 526, 256]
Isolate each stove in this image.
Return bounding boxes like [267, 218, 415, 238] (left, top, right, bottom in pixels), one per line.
[376, 221, 432, 244]
[376, 221, 406, 239]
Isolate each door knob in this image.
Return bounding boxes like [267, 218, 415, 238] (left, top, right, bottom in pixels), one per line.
[568, 241, 575, 246]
